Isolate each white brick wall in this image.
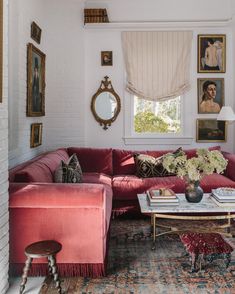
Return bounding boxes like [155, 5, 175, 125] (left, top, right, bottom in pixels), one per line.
[8, 0, 46, 168]
[0, 0, 8, 292]
[8, 0, 85, 168]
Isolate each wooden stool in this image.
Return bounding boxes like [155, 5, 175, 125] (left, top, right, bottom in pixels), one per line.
[19, 240, 62, 294]
[180, 233, 233, 272]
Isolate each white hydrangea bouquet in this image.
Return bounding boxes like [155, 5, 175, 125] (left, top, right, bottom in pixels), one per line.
[162, 148, 228, 182]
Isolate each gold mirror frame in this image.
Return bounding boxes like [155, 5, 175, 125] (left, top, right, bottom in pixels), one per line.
[91, 76, 121, 130]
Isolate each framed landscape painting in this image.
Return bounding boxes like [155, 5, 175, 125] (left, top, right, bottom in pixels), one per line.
[198, 78, 224, 114]
[27, 43, 46, 116]
[30, 123, 42, 148]
[198, 34, 226, 73]
[196, 119, 226, 142]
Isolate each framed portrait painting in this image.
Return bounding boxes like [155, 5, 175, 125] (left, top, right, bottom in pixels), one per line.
[196, 119, 226, 142]
[198, 78, 224, 114]
[198, 34, 226, 73]
[101, 51, 113, 66]
[30, 123, 42, 148]
[31, 21, 42, 44]
[27, 43, 46, 117]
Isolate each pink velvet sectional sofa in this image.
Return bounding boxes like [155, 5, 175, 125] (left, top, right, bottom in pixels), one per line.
[9, 146, 235, 277]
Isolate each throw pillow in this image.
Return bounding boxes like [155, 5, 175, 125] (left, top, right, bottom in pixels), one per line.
[54, 153, 83, 183]
[134, 147, 182, 178]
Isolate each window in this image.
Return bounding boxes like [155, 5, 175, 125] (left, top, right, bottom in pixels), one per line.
[133, 96, 182, 134]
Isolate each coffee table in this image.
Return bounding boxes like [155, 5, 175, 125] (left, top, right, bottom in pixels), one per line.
[138, 193, 235, 249]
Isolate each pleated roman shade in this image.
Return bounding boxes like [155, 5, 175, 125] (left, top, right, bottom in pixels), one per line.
[122, 31, 193, 101]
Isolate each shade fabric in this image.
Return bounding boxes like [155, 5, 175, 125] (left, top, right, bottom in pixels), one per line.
[122, 31, 193, 101]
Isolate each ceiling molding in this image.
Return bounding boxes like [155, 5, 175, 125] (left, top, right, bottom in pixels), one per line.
[84, 19, 232, 29]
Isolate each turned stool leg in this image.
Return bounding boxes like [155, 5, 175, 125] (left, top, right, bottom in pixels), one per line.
[48, 255, 62, 293]
[47, 256, 53, 276]
[19, 257, 32, 294]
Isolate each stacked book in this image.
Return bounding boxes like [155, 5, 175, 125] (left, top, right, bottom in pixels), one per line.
[84, 9, 109, 24]
[147, 188, 179, 206]
[211, 188, 235, 207]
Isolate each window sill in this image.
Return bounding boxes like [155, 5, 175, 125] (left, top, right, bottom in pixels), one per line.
[123, 136, 193, 145]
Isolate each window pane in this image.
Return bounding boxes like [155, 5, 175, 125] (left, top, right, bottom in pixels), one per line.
[134, 96, 181, 134]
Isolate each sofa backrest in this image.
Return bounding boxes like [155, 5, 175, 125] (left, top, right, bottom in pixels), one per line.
[67, 147, 113, 175]
[112, 146, 221, 175]
[10, 146, 222, 181]
[112, 149, 177, 175]
[11, 148, 69, 183]
[184, 146, 221, 159]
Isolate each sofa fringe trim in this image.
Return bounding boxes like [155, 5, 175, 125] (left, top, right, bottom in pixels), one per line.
[9, 262, 107, 278]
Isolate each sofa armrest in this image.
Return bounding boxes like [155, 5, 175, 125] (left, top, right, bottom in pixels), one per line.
[222, 151, 235, 182]
[9, 182, 106, 208]
[9, 182, 112, 267]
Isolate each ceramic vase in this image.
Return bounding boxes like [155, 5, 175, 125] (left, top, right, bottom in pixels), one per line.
[185, 180, 203, 203]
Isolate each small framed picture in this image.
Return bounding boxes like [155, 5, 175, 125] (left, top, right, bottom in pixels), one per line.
[196, 119, 227, 142]
[27, 43, 46, 117]
[198, 34, 226, 73]
[31, 21, 42, 44]
[30, 123, 42, 148]
[101, 51, 113, 66]
[198, 78, 224, 114]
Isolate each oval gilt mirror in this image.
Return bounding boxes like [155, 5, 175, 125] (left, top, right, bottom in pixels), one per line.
[91, 76, 121, 130]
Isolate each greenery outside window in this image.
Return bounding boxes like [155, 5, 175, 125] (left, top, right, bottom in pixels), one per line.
[133, 95, 182, 135]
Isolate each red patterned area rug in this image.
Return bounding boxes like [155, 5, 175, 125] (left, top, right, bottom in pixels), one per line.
[40, 219, 235, 294]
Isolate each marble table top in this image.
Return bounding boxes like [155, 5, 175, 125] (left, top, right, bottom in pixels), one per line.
[138, 193, 235, 214]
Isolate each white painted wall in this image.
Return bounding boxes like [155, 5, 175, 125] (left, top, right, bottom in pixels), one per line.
[42, 0, 85, 151]
[85, 0, 231, 22]
[85, 0, 235, 152]
[8, 0, 235, 169]
[0, 0, 8, 292]
[8, 0, 85, 168]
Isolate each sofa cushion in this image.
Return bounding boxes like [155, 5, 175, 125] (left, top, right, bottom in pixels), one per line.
[68, 147, 113, 175]
[134, 148, 182, 178]
[112, 175, 185, 201]
[54, 153, 83, 183]
[222, 152, 235, 182]
[112, 173, 235, 201]
[82, 172, 112, 187]
[14, 148, 69, 183]
[41, 148, 70, 175]
[134, 153, 174, 178]
[112, 149, 137, 175]
[200, 174, 235, 193]
[82, 172, 113, 199]
[113, 148, 184, 176]
[14, 161, 53, 183]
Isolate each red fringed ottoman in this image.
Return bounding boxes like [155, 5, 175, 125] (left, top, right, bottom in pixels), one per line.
[179, 232, 233, 272]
